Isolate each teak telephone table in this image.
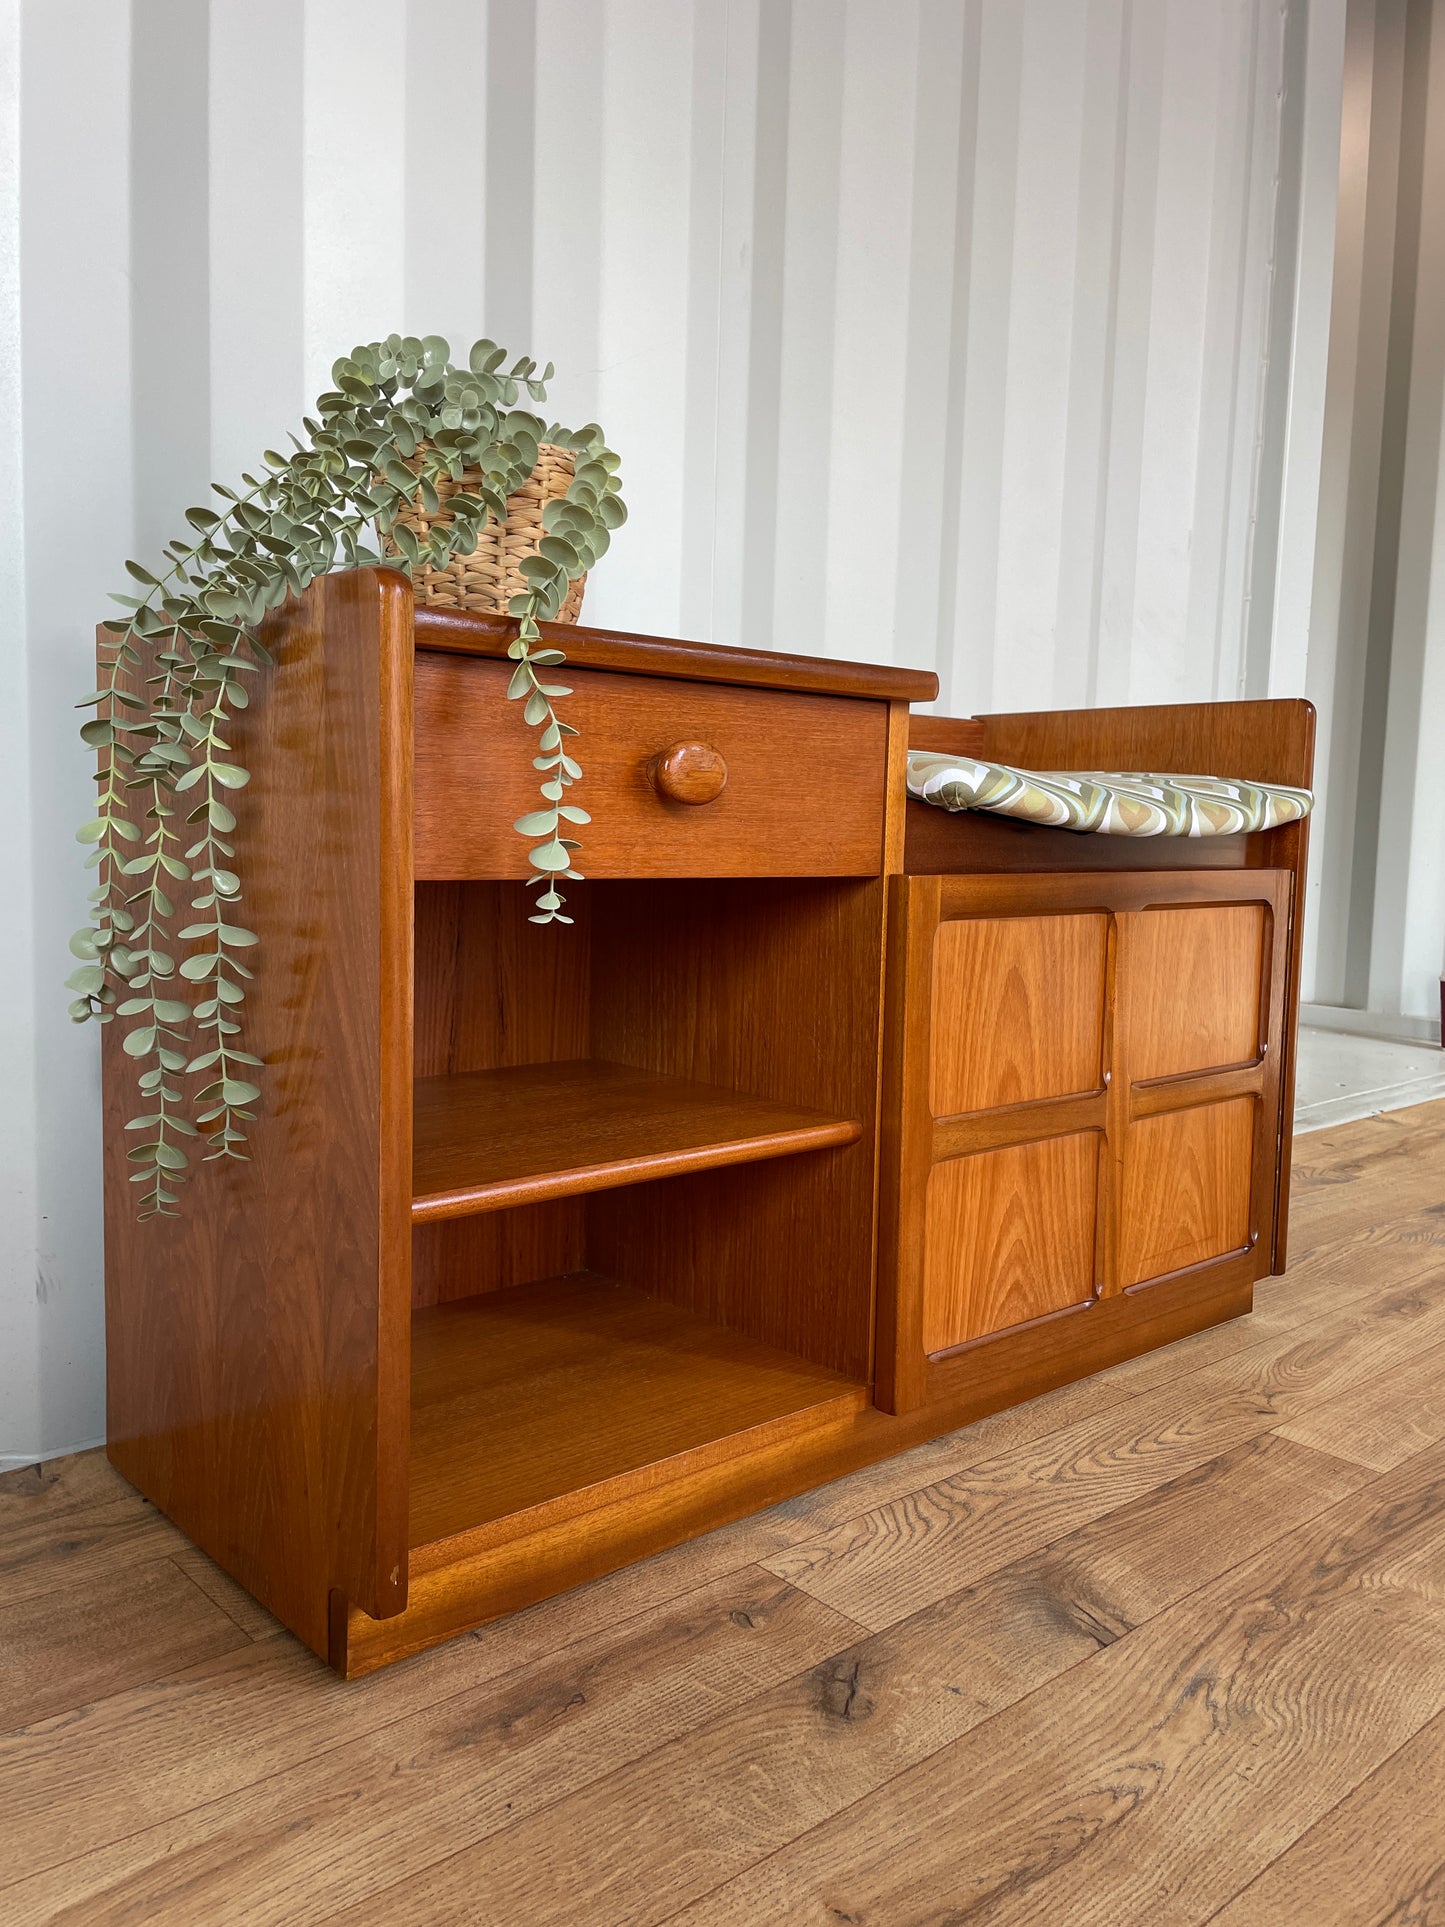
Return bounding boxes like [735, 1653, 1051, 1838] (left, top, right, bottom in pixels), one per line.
[103, 570, 1313, 1674]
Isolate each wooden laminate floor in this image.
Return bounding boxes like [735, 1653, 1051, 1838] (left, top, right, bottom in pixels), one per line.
[4, 1101, 1445, 1925]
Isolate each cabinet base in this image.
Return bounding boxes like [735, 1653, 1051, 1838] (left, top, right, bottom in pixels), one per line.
[331, 1256, 1253, 1675]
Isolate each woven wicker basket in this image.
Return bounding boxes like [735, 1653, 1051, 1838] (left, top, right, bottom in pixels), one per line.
[386, 441, 586, 621]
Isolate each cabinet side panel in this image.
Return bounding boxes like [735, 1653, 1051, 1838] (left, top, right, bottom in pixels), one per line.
[102, 570, 411, 1655]
[1259, 819, 1310, 1271]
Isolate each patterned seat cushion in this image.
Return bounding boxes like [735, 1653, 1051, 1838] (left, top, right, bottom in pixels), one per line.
[906, 752, 1313, 837]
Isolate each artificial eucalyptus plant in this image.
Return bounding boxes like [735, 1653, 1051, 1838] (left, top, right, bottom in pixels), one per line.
[69, 333, 625, 1219]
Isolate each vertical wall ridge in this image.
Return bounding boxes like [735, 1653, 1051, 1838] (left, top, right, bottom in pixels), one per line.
[3, 0, 1314, 1459]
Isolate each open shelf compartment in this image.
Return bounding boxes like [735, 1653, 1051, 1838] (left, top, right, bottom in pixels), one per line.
[412, 1058, 861, 1222]
[403, 876, 885, 1562]
[408, 1269, 867, 1548]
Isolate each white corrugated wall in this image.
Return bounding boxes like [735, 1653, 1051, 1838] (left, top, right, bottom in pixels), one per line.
[140, 0, 1300, 688]
[1, 0, 1339, 1459]
[1304, 0, 1445, 1042]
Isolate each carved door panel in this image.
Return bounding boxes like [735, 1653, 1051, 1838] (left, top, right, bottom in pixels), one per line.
[877, 870, 1290, 1415]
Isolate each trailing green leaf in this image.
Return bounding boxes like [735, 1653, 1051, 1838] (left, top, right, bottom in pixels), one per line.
[75, 334, 624, 1217]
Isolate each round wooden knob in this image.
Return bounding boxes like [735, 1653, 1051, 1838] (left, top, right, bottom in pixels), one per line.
[649, 741, 728, 805]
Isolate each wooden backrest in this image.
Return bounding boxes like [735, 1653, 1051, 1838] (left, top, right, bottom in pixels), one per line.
[977, 698, 1315, 788]
[908, 714, 987, 757]
[910, 698, 1315, 788]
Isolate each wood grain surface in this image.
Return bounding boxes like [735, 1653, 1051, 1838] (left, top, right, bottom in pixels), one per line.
[7, 1098, 1444, 1923]
[879, 868, 1290, 1414]
[408, 1272, 865, 1547]
[907, 712, 988, 755]
[100, 569, 414, 1657]
[414, 652, 888, 879]
[412, 601, 938, 702]
[411, 879, 591, 1306]
[1118, 1096, 1257, 1286]
[412, 878, 591, 1079]
[978, 693, 1316, 788]
[1208, 1706, 1445, 1925]
[929, 912, 1107, 1113]
[904, 801, 1257, 875]
[1265, 812, 1312, 1271]
[587, 878, 887, 1384]
[922, 1134, 1099, 1351]
[1123, 903, 1266, 1078]
[681, 1443, 1445, 1927]
[905, 695, 1313, 1284]
[412, 1059, 860, 1219]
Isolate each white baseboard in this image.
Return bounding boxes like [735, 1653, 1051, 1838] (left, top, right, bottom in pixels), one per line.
[0, 1438, 106, 1474]
[1295, 1073, 1445, 1133]
[1301, 1003, 1442, 1047]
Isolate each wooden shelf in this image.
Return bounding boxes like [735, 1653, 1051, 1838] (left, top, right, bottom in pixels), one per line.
[412, 1059, 861, 1222]
[409, 1272, 866, 1547]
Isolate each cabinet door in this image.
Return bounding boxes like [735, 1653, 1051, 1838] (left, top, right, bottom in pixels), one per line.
[1112, 902, 1271, 1290]
[876, 870, 1290, 1415]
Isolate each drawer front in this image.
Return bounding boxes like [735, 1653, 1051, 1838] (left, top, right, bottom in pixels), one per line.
[414, 651, 888, 879]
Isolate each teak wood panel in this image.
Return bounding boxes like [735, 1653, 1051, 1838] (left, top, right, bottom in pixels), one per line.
[959, 694, 1313, 1268]
[929, 913, 1107, 1114]
[412, 601, 938, 703]
[907, 713, 987, 756]
[585, 879, 887, 1384]
[1255, 815, 1311, 1271]
[408, 875, 887, 1379]
[414, 651, 888, 879]
[877, 868, 1292, 1415]
[1118, 1097, 1256, 1287]
[1123, 904, 1266, 1079]
[413, 1204, 585, 1311]
[337, 1254, 1256, 1673]
[407, 1273, 864, 1547]
[411, 879, 592, 1308]
[904, 804, 1258, 876]
[412, 878, 591, 1079]
[976, 696, 1315, 791]
[411, 1059, 860, 1219]
[101, 570, 413, 1659]
[922, 1133, 1100, 1352]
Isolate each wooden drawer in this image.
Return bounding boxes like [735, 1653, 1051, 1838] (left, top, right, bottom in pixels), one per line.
[414, 650, 889, 879]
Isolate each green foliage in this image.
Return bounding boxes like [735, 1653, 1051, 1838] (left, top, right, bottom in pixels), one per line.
[71, 334, 626, 1220]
